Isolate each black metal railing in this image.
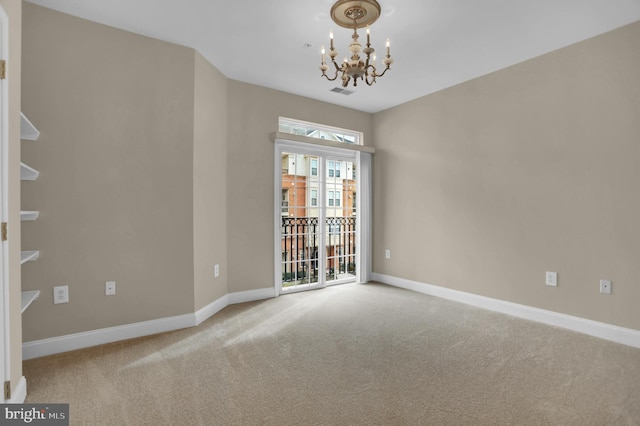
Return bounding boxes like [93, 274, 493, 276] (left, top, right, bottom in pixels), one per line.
[281, 216, 356, 284]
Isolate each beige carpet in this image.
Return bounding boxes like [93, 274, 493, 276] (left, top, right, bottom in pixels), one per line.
[24, 283, 640, 425]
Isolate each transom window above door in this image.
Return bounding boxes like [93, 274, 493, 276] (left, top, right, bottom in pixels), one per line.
[279, 117, 363, 146]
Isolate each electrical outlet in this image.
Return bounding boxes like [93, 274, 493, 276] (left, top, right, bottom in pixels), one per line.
[599, 279, 612, 294]
[214, 264, 220, 278]
[385, 249, 391, 259]
[545, 271, 558, 287]
[53, 285, 69, 304]
[106, 281, 116, 296]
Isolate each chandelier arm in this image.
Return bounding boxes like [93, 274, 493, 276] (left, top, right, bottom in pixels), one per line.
[322, 73, 339, 82]
[321, 58, 345, 82]
[364, 64, 376, 85]
[375, 64, 391, 78]
[332, 58, 342, 73]
[321, 68, 340, 82]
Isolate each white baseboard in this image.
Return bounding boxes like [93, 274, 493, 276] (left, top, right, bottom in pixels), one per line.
[195, 294, 229, 326]
[372, 272, 640, 350]
[23, 313, 196, 360]
[23, 287, 276, 360]
[195, 287, 275, 325]
[228, 287, 276, 305]
[6, 376, 27, 403]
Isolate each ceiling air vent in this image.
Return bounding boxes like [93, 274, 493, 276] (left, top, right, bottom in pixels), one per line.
[330, 87, 354, 96]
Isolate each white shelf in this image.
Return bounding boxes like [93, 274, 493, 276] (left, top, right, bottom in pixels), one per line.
[20, 162, 39, 181]
[20, 112, 40, 141]
[21, 211, 39, 221]
[20, 250, 39, 264]
[21, 290, 40, 314]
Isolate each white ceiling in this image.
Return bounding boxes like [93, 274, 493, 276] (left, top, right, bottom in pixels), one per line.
[25, 0, 640, 113]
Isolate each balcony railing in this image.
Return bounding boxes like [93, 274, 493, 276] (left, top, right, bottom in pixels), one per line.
[281, 216, 356, 285]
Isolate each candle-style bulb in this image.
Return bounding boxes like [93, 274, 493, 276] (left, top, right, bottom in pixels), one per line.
[330, 30, 334, 49]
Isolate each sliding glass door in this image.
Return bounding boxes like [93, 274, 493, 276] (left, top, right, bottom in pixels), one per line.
[276, 144, 360, 294]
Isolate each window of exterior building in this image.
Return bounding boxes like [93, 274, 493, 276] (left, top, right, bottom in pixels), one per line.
[327, 191, 341, 207]
[327, 161, 342, 178]
[282, 189, 289, 215]
[352, 192, 356, 214]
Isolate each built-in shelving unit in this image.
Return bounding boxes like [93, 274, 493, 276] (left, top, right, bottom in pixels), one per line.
[20, 112, 41, 314]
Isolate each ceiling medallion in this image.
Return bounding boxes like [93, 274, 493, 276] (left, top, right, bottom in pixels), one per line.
[320, 0, 393, 87]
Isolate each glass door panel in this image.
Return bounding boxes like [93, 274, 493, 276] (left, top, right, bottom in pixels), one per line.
[325, 159, 357, 285]
[281, 152, 322, 291]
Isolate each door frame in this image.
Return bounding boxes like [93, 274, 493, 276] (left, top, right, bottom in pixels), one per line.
[274, 137, 372, 296]
[0, 3, 10, 400]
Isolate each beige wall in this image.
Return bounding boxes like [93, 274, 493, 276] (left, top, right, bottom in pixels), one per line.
[373, 21, 640, 331]
[21, 4, 196, 340]
[226, 81, 373, 292]
[193, 52, 228, 310]
[2, 0, 22, 396]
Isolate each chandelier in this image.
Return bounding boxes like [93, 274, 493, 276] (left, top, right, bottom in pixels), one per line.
[320, 0, 393, 87]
